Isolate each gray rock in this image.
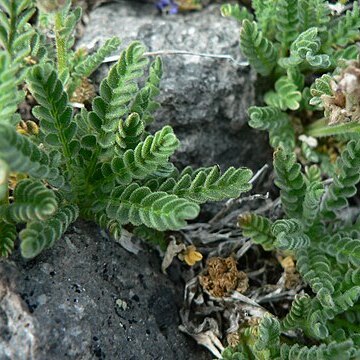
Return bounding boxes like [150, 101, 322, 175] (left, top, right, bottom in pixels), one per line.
[79, 1, 271, 170]
[0, 221, 211, 360]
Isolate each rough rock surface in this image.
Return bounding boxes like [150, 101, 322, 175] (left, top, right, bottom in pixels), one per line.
[0, 221, 211, 360]
[79, 0, 271, 170]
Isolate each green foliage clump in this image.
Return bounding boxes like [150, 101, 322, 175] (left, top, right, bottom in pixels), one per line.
[0, 0, 36, 66]
[3, 1, 360, 358]
[0, 53, 23, 124]
[233, 142, 360, 359]
[222, 4, 360, 357]
[222, 313, 357, 360]
[0, 1, 253, 259]
[37, 0, 121, 97]
[222, 1, 360, 157]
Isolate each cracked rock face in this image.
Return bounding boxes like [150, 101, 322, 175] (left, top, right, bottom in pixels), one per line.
[79, 1, 271, 170]
[0, 221, 211, 360]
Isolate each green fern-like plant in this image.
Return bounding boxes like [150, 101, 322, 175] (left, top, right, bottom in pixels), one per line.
[273, 148, 306, 219]
[326, 2, 360, 48]
[222, 0, 360, 158]
[0, 221, 16, 257]
[0, 38, 253, 258]
[238, 213, 275, 251]
[0, 0, 49, 83]
[321, 140, 360, 219]
[0, 0, 35, 65]
[10, 0, 122, 100]
[231, 141, 360, 358]
[19, 203, 79, 258]
[0, 0, 121, 122]
[248, 106, 295, 151]
[239, 19, 277, 76]
[278, 27, 331, 69]
[222, 313, 358, 359]
[264, 76, 302, 111]
[0, 179, 58, 222]
[0, 0, 48, 128]
[0, 52, 23, 125]
[51, 1, 121, 96]
[220, 3, 253, 23]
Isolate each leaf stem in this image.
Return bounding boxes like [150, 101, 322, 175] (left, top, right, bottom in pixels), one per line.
[103, 50, 249, 67]
[7, 0, 17, 58]
[305, 118, 360, 137]
[54, 11, 67, 74]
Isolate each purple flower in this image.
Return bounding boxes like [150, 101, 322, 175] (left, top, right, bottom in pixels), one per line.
[156, 0, 179, 14]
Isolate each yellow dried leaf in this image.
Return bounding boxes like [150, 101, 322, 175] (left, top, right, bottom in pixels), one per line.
[280, 255, 295, 271]
[278, 255, 301, 289]
[16, 120, 39, 136]
[179, 245, 203, 266]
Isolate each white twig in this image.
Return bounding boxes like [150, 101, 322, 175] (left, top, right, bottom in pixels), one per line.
[250, 164, 269, 184]
[103, 50, 249, 67]
[69, 101, 85, 109]
[237, 192, 270, 204]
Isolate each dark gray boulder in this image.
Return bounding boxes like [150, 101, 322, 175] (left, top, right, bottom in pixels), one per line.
[79, 0, 271, 170]
[0, 221, 211, 360]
